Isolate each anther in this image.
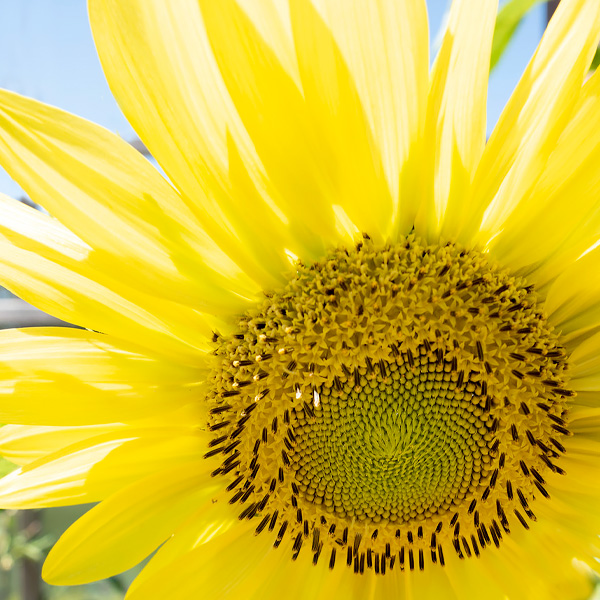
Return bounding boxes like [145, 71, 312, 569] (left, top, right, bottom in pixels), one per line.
[551, 424, 571, 436]
[203, 446, 224, 459]
[517, 488, 529, 509]
[489, 469, 499, 489]
[226, 475, 244, 492]
[329, 548, 336, 570]
[476, 341, 484, 361]
[533, 480, 550, 499]
[511, 424, 519, 441]
[209, 420, 230, 432]
[513, 510, 529, 530]
[506, 481, 513, 500]
[229, 489, 244, 504]
[210, 404, 232, 415]
[255, 515, 270, 535]
[268, 511, 278, 532]
[238, 502, 257, 520]
[240, 485, 254, 503]
[208, 435, 228, 448]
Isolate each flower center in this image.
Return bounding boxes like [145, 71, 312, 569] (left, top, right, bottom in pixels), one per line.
[290, 351, 493, 525]
[206, 236, 572, 573]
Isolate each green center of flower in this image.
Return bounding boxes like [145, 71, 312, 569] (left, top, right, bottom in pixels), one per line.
[206, 236, 572, 573]
[290, 352, 493, 524]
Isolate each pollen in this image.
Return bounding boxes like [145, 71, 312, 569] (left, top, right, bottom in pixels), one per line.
[205, 236, 572, 573]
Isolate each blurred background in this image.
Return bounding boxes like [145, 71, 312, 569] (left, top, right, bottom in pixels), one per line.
[0, 0, 596, 598]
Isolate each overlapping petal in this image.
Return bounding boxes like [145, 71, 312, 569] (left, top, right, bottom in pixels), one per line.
[0, 425, 123, 466]
[0, 196, 217, 360]
[545, 246, 600, 345]
[462, 0, 600, 245]
[0, 328, 205, 425]
[487, 67, 600, 284]
[0, 427, 206, 508]
[0, 0, 597, 598]
[0, 90, 260, 312]
[308, 0, 428, 236]
[89, 0, 332, 270]
[428, 0, 497, 240]
[43, 460, 221, 585]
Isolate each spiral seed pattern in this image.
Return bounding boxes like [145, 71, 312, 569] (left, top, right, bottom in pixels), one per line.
[205, 235, 572, 573]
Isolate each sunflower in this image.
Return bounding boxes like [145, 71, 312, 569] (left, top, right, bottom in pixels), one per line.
[0, 0, 599, 598]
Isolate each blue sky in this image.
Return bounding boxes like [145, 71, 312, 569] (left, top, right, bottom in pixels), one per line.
[0, 0, 545, 198]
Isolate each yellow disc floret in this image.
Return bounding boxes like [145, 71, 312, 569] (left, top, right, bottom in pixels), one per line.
[206, 235, 572, 573]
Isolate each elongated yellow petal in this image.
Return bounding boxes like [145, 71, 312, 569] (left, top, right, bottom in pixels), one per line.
[89, 0, 328, 275]
[198, 0, 371, 246]
[544, 247, 600, 342]
[0, 90, 259, 311]
[0, 427, 205, 508]
[0, 425, 123, 465]
[486, 68, 600, 280]
[569, 331, 600, 392]
[462, 0, 600, 244]
[429, 0, 497, 240]
[129, 521, 457, 600]
[0, 195, 223, 358]
[0, 238, 212, 363]
[288, 0, 392, 239]
[43, 461, 220, 585]
[125, 524, 293, 600]
[0, 328, 205, 425]
[308, 0, 428, 236]
[126, 498, 239, 594]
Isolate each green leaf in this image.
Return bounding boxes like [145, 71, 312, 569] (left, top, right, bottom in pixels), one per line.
[0, 457, 17, 478]
[491, 0, 545, 71]
[592, 46, 600, 71]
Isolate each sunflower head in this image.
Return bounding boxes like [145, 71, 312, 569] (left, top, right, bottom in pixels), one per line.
[206, 235, 571, 572]
[0, 0, 599, 599]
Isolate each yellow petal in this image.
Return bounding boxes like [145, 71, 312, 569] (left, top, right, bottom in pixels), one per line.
[544, 247, 600, 342]
[427, 0, 497, 240]
[43, 460, 219, 585]
[569, 331, 600, 392]
[462, 0, 600, 244]
[0, 239, 213, 363]
[0, 90, 259, 311]
[0, 328, 205, 425]
[126, 523, 313, 600]
[0, 195, 226, 359]
[129, 522, 455, 600]
[0, 424, 123, 465]
[127, 498, 239, 594]
[198, 0, 365, 246]
[288, 0, 392, 239]
[89, 0, 327, 275]
[0, 427, 205, 508]
[308, 0, 429, 236]
[487, 68, 600, 279]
